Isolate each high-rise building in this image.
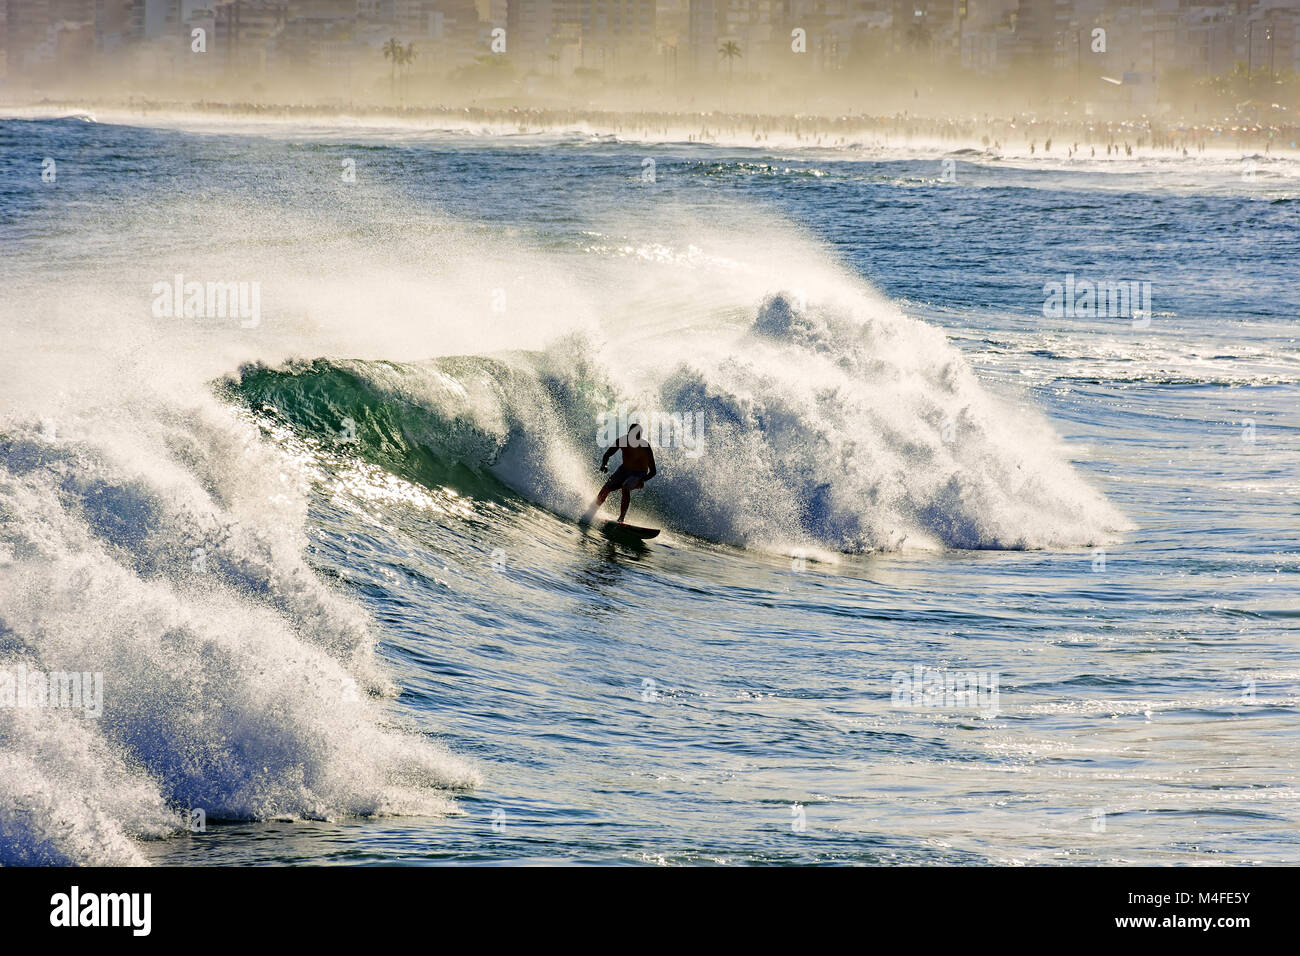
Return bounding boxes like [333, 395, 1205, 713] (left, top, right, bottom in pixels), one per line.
[95, 0, 138, 54]
[689, 0, 782, 74]
[4, 0, 97, 75]
[1012, 0, 1071, 65]
[579, 0, 655, 70]
[214, 0, 288, 72]
[506, 0, 562, 64]
[505, 0, 651, 71]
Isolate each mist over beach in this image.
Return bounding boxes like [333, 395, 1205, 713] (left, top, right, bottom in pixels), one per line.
[4, 0, 1300, 155]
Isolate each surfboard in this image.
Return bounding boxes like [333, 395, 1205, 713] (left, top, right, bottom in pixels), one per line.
[597, 520, 659, 540]
[577, 506, 659, 540]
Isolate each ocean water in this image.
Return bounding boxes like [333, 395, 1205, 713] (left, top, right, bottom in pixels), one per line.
[1, 113, 1297, 865]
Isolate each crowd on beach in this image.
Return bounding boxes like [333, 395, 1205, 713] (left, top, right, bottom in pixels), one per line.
[36, 96, 1300, 155]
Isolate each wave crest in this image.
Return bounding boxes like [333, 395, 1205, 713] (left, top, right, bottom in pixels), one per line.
[0, 401, 479, 866]
[232, 289, 1128, 553]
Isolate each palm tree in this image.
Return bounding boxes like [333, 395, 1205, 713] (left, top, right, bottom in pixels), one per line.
[718, 40, 741, 81]
[382, 37, 401, 96]
[399, 42, 417, 98]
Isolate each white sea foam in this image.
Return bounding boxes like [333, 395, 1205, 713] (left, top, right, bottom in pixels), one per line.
[302, 214, 1130, 553]
[0, 398, 478, 866]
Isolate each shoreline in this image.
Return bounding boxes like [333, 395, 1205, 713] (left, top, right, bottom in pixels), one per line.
[5, 96, 1298, 159]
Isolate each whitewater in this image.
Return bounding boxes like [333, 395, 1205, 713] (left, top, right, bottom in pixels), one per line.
[1, 113, 1296, 865]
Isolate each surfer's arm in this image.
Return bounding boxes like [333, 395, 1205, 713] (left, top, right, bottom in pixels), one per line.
[645, 448, 657, 481]
[599, 445, 618, 472]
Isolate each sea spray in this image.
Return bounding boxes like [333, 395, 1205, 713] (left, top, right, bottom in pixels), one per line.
[232, 289, 1128, 553]
[0, 403, 479, 866]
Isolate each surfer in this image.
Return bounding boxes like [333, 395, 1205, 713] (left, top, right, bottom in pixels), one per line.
[590, 423, 657, 524]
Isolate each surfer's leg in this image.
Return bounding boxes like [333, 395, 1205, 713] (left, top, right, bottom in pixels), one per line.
[618, 488, 631, 523]
[592, 469, 621, 511]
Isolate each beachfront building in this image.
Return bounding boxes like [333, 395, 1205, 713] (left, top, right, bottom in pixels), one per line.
[686, 0, 790, 76]
[958, 0, 1019, 72]
[209, 1, 286, 75]
[2, 0, 95, 77]
[891, 0, 966, 59]
[505, 0, 656, 74]
[779, 1, 893, 74]
[1243, 0, 1300, 76]
[933, 0, 1300, 81]
[1, 0, 1296, 86]
[580, 0, 657, 73]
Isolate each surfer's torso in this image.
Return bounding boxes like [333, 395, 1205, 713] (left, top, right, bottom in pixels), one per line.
[620, 443, 653, 472]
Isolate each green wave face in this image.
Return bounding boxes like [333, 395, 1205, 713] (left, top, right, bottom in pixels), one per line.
[222, 342, 619, 509]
